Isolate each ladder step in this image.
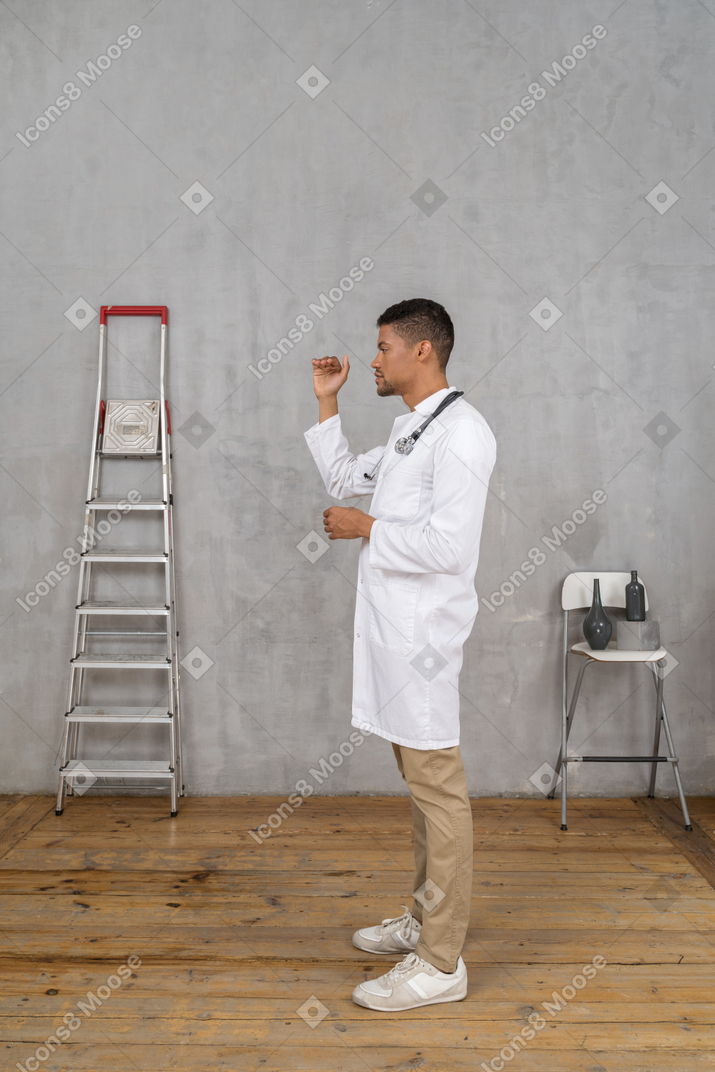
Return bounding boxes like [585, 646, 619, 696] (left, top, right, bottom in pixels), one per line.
[81, 549, 168, 562]
[98, 452, 162, 459]
[60, 759, 173, 777]
[67, 706, 172, 722]
[87, 499, 167, 510]
[71, 653, 171, 668]
[77, 601, 170, 615]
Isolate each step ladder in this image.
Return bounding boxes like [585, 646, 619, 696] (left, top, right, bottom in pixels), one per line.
[56, 305, 183, 816]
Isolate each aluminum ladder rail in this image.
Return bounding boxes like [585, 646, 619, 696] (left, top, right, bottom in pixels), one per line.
[56, 305, 183, 816]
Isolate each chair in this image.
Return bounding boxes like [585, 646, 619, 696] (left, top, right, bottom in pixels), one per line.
[548, 571, 691, 831]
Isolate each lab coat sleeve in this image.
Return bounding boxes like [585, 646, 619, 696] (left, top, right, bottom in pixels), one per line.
[304, 413, 386, 499]
[369, 419, 496, 575]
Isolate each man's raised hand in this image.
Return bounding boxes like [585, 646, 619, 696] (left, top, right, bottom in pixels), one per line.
[312, 355, 349, 400]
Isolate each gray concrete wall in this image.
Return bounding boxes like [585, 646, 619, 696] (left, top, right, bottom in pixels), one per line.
[1, 0, 713, 800]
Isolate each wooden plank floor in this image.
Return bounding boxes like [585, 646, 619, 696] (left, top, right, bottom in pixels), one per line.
[2, 794, 715, 1071]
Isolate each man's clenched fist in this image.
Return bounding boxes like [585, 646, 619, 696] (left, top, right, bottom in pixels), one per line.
[323, 506, 374, 540]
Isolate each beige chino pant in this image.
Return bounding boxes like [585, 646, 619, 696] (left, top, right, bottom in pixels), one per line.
[392, 742, 473, 973]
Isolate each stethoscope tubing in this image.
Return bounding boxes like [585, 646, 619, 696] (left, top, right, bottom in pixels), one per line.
[363, 389, 464, 481]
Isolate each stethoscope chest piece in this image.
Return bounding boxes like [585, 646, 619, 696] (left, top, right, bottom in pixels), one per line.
[394, 436, 415, 456]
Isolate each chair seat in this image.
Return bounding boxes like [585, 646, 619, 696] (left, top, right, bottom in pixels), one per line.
[571, 640, 666, 663]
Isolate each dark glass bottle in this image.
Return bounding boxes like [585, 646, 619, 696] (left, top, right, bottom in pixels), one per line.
[625, 570, 646, 621]
[583, 579, 612, 650]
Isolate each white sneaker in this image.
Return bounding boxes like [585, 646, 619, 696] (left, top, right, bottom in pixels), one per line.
[352, 952, 468, 1011]
[352, 905, 421, 955]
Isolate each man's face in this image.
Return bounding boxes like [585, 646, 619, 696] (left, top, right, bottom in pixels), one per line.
[371, 324, 418, 397]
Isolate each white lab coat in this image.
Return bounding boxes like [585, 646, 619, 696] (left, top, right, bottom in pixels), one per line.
[304, 387, 497, 749]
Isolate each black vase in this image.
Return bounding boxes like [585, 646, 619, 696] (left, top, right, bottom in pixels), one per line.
[583, 579, 612, 650]
[625, 570, 646, 621]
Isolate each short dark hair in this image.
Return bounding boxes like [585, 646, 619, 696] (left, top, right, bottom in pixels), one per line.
[376, 298, 454, 369]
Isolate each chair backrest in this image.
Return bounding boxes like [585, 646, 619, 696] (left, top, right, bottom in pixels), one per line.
[562, 571, 650, 612]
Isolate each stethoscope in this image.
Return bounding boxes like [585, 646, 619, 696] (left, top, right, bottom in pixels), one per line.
[363, 389, 464, 481]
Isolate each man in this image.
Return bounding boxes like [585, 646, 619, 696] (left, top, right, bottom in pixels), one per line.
[304, 298, 496, 1012]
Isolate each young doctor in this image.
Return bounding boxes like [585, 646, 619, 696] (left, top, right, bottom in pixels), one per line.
[304, 298, 496, 1012]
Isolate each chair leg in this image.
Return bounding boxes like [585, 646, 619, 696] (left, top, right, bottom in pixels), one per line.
[560, 750, 568, 830]
[648, 666, 663, 798]
[657, 685, 693, 832]
[559, 662, 589, 829]
[550, 660, 589, 801]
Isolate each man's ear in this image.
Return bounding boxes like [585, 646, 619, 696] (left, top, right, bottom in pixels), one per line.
[416, 339, 433, 364]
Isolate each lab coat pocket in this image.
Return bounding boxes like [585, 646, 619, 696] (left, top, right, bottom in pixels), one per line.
[379, 467, 422, 521]
[369, 581, 418, 656]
